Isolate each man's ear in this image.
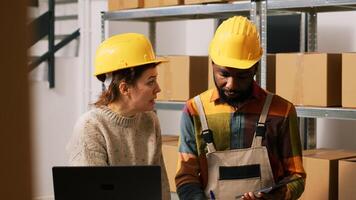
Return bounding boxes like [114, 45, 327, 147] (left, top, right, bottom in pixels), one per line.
[118, 81, 130, 96]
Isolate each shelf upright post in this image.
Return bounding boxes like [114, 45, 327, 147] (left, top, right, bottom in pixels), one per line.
[303, 11, 318, 149]
[101, 11, 106, 42]
[250, 0, 267, 90]
[307, 12, 317, 52]
[298, 12, 306, 149]
[300, 13, 306, 53]
[101, 11, 106, 91]
[149, 21, 156, 52]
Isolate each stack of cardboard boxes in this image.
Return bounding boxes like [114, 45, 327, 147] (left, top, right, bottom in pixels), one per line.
[162, 135, 179, 192]
[157, 56, 208, 101]
[275, 52, 356, 108]
[108, 0, 243, 11]
[339, 158, 356, 199]
[301, 149, 356, 200]
[276, 53, 342, 107]
[342, 53, 356, 108]
[108, 0, 183, 11]
[108, 0, 144, 11]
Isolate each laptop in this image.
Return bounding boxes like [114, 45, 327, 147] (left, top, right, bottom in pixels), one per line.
[52, 166, 161, 200]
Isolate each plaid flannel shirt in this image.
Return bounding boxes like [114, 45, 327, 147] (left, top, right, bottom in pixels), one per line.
[175, 82, 306, 199]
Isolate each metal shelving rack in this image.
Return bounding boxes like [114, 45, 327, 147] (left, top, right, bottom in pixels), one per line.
[103, 0, 356, 21]
[101, 0, 356, 148]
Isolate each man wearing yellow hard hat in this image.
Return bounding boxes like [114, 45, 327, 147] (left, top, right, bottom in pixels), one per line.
[67, 33, 171, 200]
[175, 16, 305, 200]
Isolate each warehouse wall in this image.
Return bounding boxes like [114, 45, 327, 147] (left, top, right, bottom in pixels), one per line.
[30, 1, 356, 199]
[30, 58, 81, 199]
[30, 1, 82, 199]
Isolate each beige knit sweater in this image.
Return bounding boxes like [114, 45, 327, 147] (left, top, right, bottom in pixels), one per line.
[66, 106, 170, 200]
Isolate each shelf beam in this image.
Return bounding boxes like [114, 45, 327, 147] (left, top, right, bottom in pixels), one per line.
[155, 101, 356, 120]
[268, 0, 356, 12]
[296, 107, 356, 120]
[104, 3, 251, 21]
[103, 0, 356, 22]
[155, 101, 185, 110]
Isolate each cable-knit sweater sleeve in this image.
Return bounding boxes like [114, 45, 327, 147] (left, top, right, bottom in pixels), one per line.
[67, 112, 108, 166]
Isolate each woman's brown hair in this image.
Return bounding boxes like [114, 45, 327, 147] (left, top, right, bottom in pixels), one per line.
[94, 63, 157, 107]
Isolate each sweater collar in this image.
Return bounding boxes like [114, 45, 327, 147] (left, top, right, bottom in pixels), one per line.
[99, 106, 139, 128]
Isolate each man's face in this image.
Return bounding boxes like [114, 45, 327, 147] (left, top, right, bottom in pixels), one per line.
[212, 62, 257, 106]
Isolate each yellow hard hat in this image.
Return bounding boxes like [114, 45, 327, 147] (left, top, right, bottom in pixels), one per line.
[209, 16, 262, 69]
[94, 33, 163, 76]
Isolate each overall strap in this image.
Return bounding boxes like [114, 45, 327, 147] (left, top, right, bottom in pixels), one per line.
[251, 93, 273, 148]
[194, 96, 216, 153]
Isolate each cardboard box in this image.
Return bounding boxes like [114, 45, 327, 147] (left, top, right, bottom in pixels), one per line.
[301, 149, 356, 200]
[108, 0, 144, 11]
[339, 158, 356, 200]
[185, 0, 228, 4]
[342, 53, 356, 108]
[157, 56, 208, 101]
[276, 53, 341, 106]
[208, 57, 214, 89]
[266, 54, 276, 93]
[144, 0, 183, 8]
[162, 136, 179, 192]
[162, 135, 179, 143]
[207, 54, 276, 93]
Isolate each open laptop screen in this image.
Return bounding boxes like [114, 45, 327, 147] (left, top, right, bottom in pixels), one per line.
[52, 166, 161, 200]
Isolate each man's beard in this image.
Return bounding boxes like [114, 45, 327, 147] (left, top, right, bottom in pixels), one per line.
[214, 79, 253, 108]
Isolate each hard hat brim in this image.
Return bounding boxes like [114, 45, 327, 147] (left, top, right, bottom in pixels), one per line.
[94, 58, 167, 76]
[210, 53, 261, 69]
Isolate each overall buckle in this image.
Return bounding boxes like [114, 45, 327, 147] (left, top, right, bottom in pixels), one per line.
[256, 122, 266, 138]
[202, 129, 214, 143]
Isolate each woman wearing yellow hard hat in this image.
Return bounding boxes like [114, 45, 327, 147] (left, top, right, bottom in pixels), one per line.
[66, 33, 170, 200]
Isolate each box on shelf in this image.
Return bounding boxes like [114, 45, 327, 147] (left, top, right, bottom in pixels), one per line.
[208, 57, 213, 89]
[184, 0, 228, 4]
[339, 158, 356, 200]
[342, 53, 356, 108]
[300, 149, 356, 200]
[276, 53, 341, 107]
[266, 54, 276, 93]
[144, 0, 183, 8]
[162, 135, 179, 192]
[207, 54, 275, 93]
[157, 56, 209, 101]
[162, 135, 179, 143]
[108, 0, 144, 11]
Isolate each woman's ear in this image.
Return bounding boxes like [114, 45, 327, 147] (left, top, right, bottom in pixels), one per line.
[118, 81, 130, 96]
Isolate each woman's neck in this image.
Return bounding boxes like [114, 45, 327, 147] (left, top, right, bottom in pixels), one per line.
[107, 101, 136, 117]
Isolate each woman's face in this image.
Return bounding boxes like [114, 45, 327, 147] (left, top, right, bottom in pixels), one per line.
[127, 67, 161, 112]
